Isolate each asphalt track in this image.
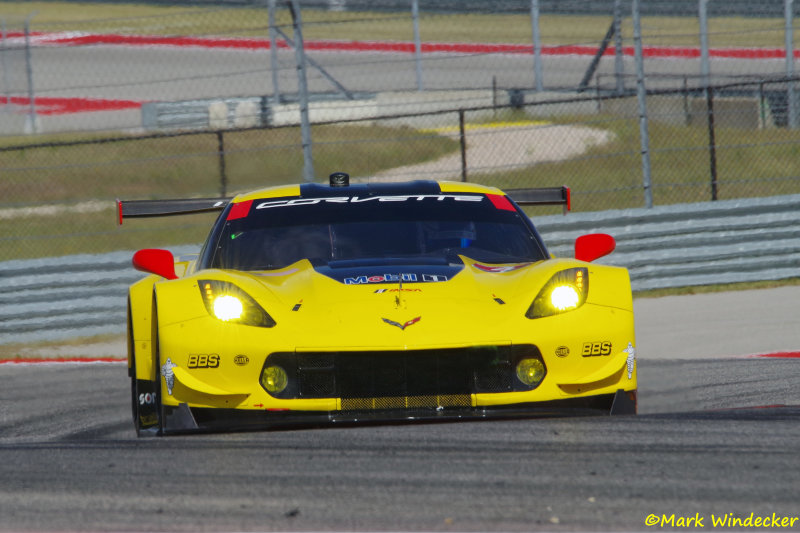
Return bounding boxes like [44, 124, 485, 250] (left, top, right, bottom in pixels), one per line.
[2, 34, 792, 135]
[1, 287, 799, 532]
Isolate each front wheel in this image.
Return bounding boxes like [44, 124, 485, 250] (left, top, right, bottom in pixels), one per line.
[130, 297, 162, 437]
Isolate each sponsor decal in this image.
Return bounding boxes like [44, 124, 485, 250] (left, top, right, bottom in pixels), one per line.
[624, 342, 636, 379]
[473, 262, 531, 273]
[160, 358, 177, 396]
[382, 316, 421, 331]
[374, 288, 422, 293]
[255, 194, 483, 210]
[346, 273, 418, 285]
[581, 341, 612, 357]
[292, 300, 303, 311]
[188, 354, 220, 369]
[138, 392, 157, 405]
[422, 274, 448, 282]
[555, 345, 570, 358]
[234, 354, 250, 366]
[139, 413, 158, 426]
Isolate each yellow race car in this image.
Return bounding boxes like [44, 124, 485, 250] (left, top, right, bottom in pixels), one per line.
[121, 174, 636, 436]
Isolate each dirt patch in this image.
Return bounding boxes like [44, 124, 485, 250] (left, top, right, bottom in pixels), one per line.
[367, 122, 613, 182]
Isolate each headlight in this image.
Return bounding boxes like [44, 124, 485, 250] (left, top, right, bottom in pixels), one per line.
[526, 267, 588, 319]
[199, 280, 276, 328]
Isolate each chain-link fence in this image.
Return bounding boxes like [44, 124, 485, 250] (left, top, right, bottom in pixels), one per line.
[3, 1, 800, 262]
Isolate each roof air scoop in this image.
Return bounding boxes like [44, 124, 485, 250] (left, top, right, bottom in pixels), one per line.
[329, 172, 350, 187]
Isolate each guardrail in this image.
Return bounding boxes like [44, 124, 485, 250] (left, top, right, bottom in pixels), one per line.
[2, 194, 798, 345]
[538, 192, 800, 290]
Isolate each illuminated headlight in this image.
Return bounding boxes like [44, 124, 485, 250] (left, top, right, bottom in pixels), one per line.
[526, 268, 588, 319]
[213, 295, 244, 321]
[550, 285, 580, 310]
[260, 365, 288, 394]
[199, 280, 276, 328]
[516, 357, 546, 388]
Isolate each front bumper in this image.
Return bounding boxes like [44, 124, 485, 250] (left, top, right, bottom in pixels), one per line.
[158, 389, 636, 435]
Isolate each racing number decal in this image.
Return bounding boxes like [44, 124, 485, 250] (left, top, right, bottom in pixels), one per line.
[582, 342, 612, 357]
[188, 354, 220, 368]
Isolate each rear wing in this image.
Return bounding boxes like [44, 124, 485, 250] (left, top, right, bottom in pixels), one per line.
[116, 186, 570, 224]
[117, 197, 231, 225]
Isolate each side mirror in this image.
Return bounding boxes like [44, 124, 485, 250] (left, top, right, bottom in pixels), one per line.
[574, 233, 616, 262]
[132, 249, 178, 280]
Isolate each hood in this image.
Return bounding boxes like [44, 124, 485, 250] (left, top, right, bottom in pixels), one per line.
[218, 256, 556, 348]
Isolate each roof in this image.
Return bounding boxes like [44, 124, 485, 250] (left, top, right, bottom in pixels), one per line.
[232, 180, 505, 204]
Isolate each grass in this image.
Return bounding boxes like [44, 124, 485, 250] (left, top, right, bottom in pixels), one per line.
[0, 124, 459, 203]
[0, 2, 794, 48]
[469, 109, 800, 216]
[6, 108, 800, 259]
[0, 123, 459, 261]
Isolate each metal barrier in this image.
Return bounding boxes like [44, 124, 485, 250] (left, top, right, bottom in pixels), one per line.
[2, 194, 799, 345]
[538, 192, 800, 290]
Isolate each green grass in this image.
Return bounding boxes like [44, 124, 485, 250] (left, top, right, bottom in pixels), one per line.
[0, 124, 459, 261]
[470, 111, 800, 216]
[0, 2, 793, 48]
[0, 124, 459, 203]
[6, 110, 800, 260]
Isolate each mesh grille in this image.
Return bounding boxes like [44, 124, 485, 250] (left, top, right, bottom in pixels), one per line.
[341, 394, 471, 411]
[264, 345, 543, 402]
[299, 370, 336, 398]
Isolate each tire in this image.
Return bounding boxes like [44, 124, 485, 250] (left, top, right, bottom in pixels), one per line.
[130, 295, 162, 437]
[152, 294, 165, 436]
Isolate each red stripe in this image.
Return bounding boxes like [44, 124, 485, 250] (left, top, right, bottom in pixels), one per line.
[753, 351, 800, 358]
[35, 32, 800, 60]
[1, 96, 141, 115]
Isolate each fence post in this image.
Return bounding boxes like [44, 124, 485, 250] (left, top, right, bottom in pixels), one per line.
[530, 0, 543, 92]
[699, 0, 710, 88]
[1, 19, 10, 107]
[459, 109, 467, 182]
[613, 0, 625, 95]
[268, 0, 282, 104]
[706, 88, 718, 200]
[288, 0, 314, 183]
[24, 13, 38, 134]
[412, 0, 424, 92]
[785, 0, 797, 129]
[216, 130, 228, 197]
[632, 0, 653, 208]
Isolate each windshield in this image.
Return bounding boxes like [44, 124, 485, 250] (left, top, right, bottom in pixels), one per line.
[205, 192, 547, 271]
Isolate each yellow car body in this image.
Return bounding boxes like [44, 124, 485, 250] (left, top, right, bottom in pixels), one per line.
[124, 178, 636, 436]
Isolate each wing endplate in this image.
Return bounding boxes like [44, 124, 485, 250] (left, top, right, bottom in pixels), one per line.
[506, 186, 571, 212]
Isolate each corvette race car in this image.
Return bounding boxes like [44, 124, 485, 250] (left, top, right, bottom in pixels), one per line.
[121, 173, 636, 436]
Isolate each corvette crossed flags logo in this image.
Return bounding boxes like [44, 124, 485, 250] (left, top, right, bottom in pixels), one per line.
[382, 316, 421, 330]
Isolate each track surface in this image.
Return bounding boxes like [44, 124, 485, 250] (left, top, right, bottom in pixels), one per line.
[1, 289, 800, 532]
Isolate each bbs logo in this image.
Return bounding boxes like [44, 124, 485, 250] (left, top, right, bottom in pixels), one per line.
[188, 353, 220, 368]
[582, 341, 612, 357]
